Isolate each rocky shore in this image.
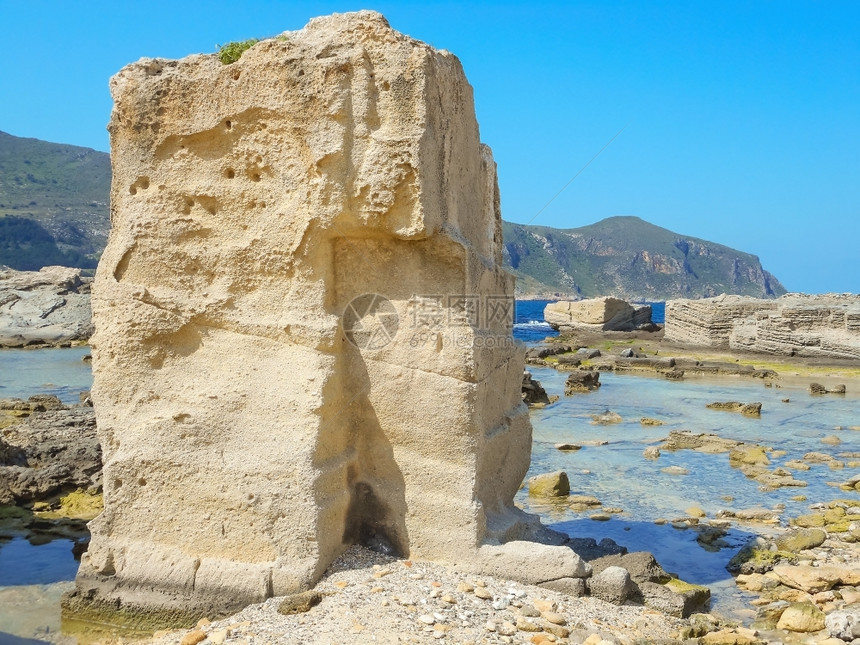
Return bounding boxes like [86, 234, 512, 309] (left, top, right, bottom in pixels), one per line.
[4, 300, 860, 643]
[0, 394, 99, 551]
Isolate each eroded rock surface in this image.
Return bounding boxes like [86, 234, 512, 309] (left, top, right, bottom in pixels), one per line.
[545, 297, 654, 333]
[665, 293, 860, 360]
[0, 266, 93, 347]
[70, 11, 568, 623]
[0, 398, 99, 505]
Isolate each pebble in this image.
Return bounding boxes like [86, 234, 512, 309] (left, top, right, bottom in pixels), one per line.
[518, 604, 541, 617]
[543, 611, 567, 625]
[533, 599, 556, 612]
[516, 618, 541, 632]
[474, 587, 492, 600]
[179, 630, 206, 645]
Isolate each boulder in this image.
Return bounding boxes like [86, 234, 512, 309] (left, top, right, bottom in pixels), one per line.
[587, 566, 633, 604]
[706, 401, 762, 416]
[545, 298, 653, 332]
[524, 344, 574, 363]
[774, 528, 827, 553]
[728, 445, 770, 466]
[69, 11, 553, 621]
[661, 430, 741, 454]
[538, 577, 587, 597]
[522, 371, 551, 407]
[772, 564, 860, 593]
[775, 602, 826, 633]
[700, 628, 767, 645]
[0, 266, 93, 347]
[564, 370, 600, 394]
[590, 410, 622, 425]
[528, 471, 570, 497]
[825, 609, 860, 641]
[589, 551, 669, 585]
[639, 579, 710, 618]
[477, 541, 591, 584]
[811, 382, 847, 395]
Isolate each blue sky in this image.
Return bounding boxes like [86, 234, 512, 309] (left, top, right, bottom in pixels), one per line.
[2, 1, 857, 293]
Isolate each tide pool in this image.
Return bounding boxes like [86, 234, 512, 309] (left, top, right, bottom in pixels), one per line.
[518, 367, 860, 620]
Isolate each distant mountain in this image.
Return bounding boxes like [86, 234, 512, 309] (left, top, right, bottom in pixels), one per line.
[0, 133, 786, 301]
[0, 130, 110, 270]
[503, 216, 786, 300]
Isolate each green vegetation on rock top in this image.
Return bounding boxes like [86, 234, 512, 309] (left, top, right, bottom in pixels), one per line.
[218, 39, 259, 64]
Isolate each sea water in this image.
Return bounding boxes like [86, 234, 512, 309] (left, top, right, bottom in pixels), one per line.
[0, 346, 93, 404]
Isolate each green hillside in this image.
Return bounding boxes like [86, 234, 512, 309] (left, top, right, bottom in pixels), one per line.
[0, 130, 110, 270]
[503, 216, 786, 300]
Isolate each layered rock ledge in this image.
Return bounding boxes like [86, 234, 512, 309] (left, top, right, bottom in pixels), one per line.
[0, 266, 93, 347]
[665, 293, 860, 360]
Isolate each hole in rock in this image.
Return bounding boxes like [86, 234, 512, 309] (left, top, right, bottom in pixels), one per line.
[343, 481, 404, 557]
[225, 120, 232, 130]
[225, 168, 235, 179]
[138, 478, 147, 486]
[231, 69, 241, 80]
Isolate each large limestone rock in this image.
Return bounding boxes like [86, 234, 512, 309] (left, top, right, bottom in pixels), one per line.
[69, 11, 573, 624]
[544, 297, 653, 333]
[665, 293, 860, 359]
[0, 266, 93, 347]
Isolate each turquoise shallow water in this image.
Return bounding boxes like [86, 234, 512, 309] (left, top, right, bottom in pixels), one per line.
[0, 346, 92, 404]
[518, 366, 860, 619]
